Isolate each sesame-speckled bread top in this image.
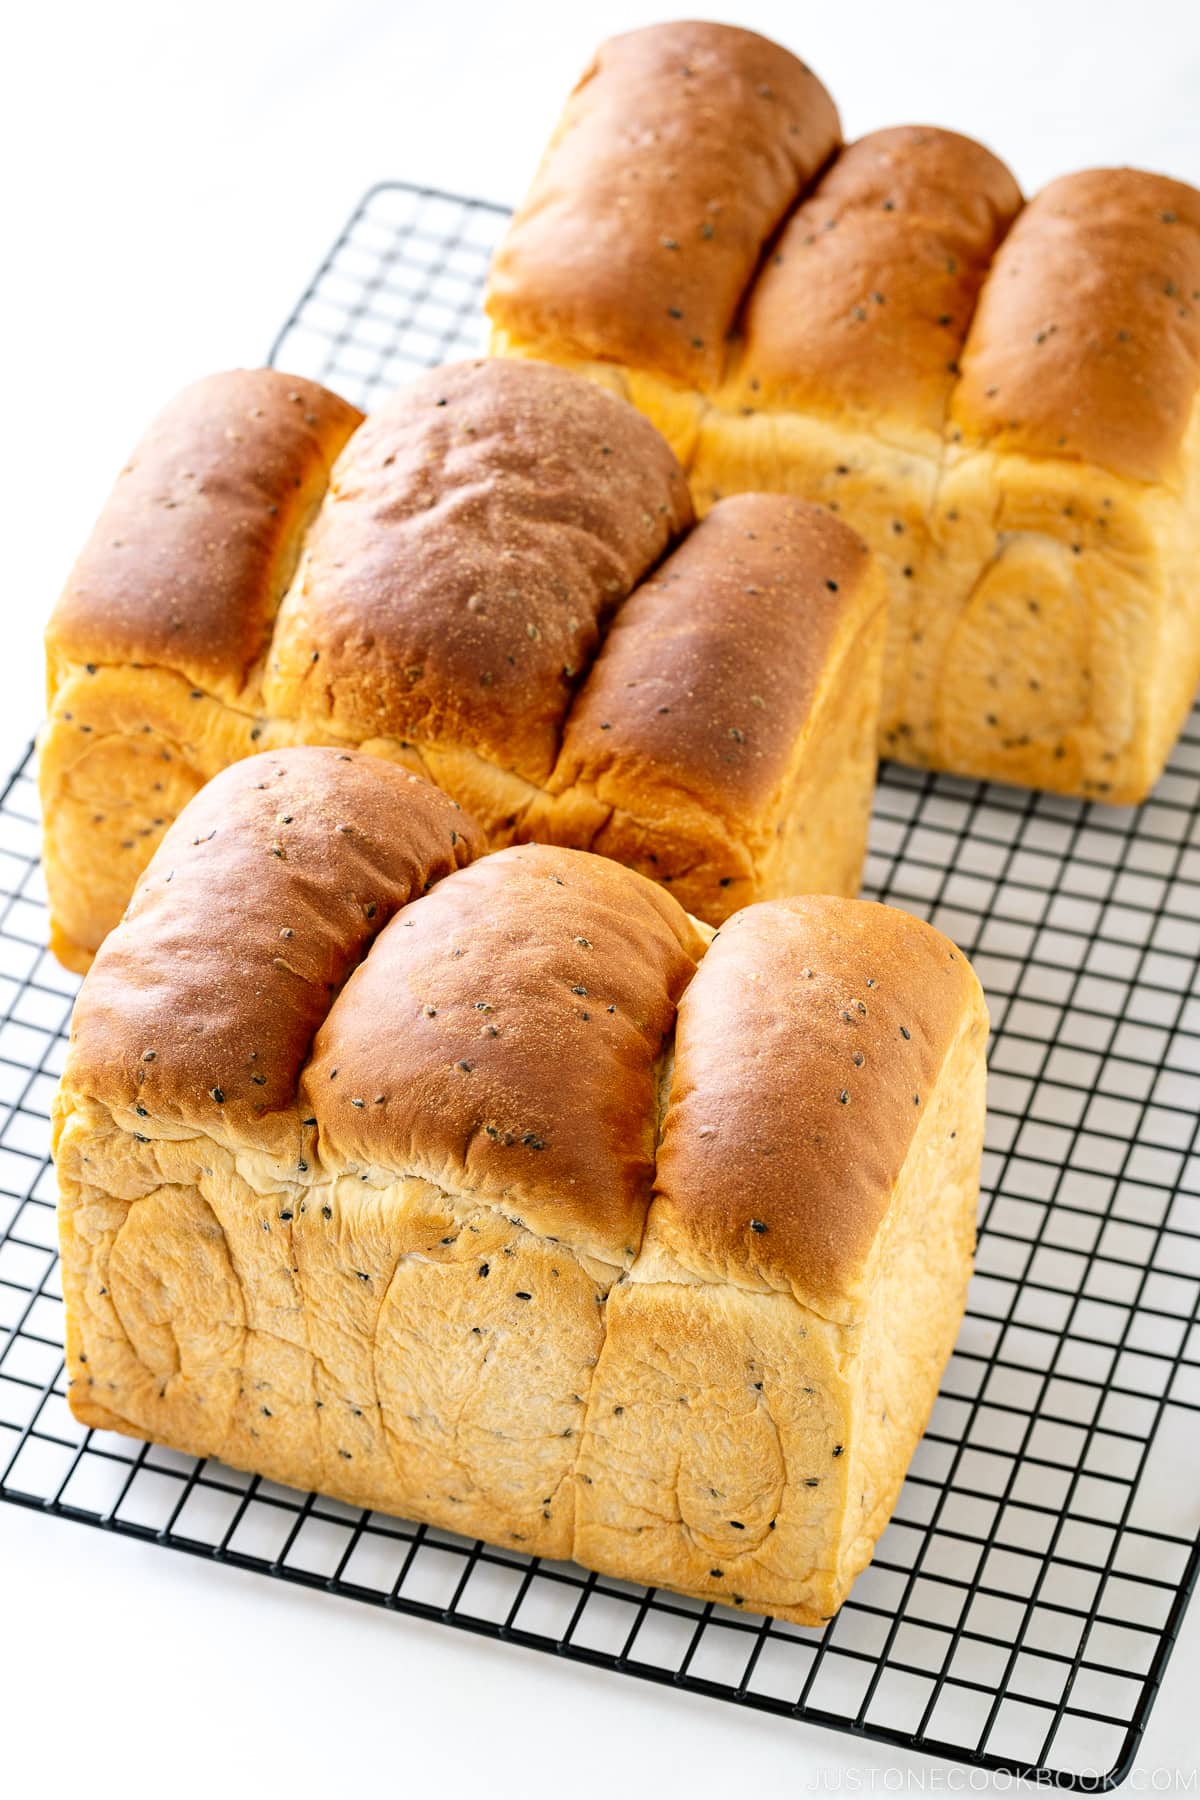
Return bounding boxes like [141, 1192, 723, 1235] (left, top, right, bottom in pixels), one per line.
[487, 24, 1200, 481]
[648, 896, 988, 1317]
[553, 492, 879, 825]
[485, 21, 841, 388]
[62, 749, 484, 1159]
[727, 126, 1022, 434]
[951, 168, 1200, 481]
[264, 358, 693, 783]
[61, 751, 984, 1294]
[47, 371, 362, 703]
[304, 843, 706, 1266]
[43, 352, 884, 936]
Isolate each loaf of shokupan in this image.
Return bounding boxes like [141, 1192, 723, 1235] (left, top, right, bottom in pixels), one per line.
[487, 20, 1200, 803]
[41, 356, 886, 972]
[54, 748, 988, 1624]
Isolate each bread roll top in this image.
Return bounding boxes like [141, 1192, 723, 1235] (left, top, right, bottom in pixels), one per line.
[727, 126, 1022, 432]
[62, 750, 986, 1309]
[62, 748, 483, 1157]
[953, 167, 1200, 481]
[265, 358, 693, 782]
[47, 370, 362, 703]
[648, 895, 987, 1317]
[485, 21, 840, 386]
[553, 492, 879, 822]
[305, 842, 706, 1267]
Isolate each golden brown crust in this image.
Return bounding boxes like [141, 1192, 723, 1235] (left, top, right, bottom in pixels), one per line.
[728, 126, 1022, 431]
[554, 492, 875, 812]
[953, 168, 1200, 481]
[264, 359, 692, 783]
[485, 22, 840, 387]
[47, 371, 362, 702]
[55, 751, 987, 1621]
[63, 749, 483, 1156]
[650, 895, 986, 1314]
[304, 842, 706, 1266]
[542, 494, 881, 912]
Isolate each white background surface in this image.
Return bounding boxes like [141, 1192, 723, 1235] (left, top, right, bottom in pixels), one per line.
[3, 2, 1200, 1792]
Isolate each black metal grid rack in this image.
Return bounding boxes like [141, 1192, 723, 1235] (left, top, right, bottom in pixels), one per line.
[3, 182, 1199, 1789]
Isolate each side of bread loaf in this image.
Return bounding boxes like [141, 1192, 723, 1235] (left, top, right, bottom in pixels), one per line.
[55, 751, 987, 1623]
[486, 23, 1200, 804]
[41, 358, 884, 970]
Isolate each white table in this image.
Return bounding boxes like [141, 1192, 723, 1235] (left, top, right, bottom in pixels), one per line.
[3, 2, 1199, 1791]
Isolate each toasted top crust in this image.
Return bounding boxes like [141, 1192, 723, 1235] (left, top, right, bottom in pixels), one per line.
[304, 843, 707, 1266]
[62, 749, 483, 1158]
[485, 22, 840, 387]
[953, 168, 1200, 482]
[552, 493, 880, 826]
[728, 127, 1022, 433]
[648, 896, 986, 1316]
[264, 359, 692, 784]
[61, 755, 986, 1292]
[47, 371, 362, 703]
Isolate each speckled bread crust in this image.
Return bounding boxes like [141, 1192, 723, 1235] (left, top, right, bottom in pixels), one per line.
[485, 21, 841, 390]
[529, 492, 886, 920]
[55, 751, 987, 1623]
[41, 359, 884, 970]
[486, 25, 1200, 803]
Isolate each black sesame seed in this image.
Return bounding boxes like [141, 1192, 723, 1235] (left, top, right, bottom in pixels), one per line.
[210, 1086, 224, 1104]
[900, 1025, 911, 1040]
[833, 1445, 844, 1457]
[479, 1263, 489, 1278]
[750, 1218, 768, 1234]
[515, 1291, 532, 1301]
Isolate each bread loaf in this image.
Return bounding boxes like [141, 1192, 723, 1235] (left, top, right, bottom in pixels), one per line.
[55, 748, 988, 1624]
[42, 357, 885, 971]
[487, 21, 1200, 803]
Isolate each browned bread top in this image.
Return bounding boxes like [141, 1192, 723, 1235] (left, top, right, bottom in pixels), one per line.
[47, 371, 362, 702]
[553, 492, 879, 826]
[60, 751, 984, 1297]
[649, 895, 986, 1317]
[728, 127, 1022, 432]
[489, 24, 1200, 482]
[953, 167, 1200, 481]
[62, 749, 483, 1159]
[264, 359, 692, 783]
[485, 21, 840, 387]
[304, 843, 706, 1267]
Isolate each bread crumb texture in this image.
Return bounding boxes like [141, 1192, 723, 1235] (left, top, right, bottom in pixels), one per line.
[56, 749, 987, 1623]
[488, 23, 1200, 806]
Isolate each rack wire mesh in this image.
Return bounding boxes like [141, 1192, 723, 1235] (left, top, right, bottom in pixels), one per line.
[3, 181, 1199, 1789]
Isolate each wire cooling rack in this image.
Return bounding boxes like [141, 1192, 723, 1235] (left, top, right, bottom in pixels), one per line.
[3, 182, 1199, 1790]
